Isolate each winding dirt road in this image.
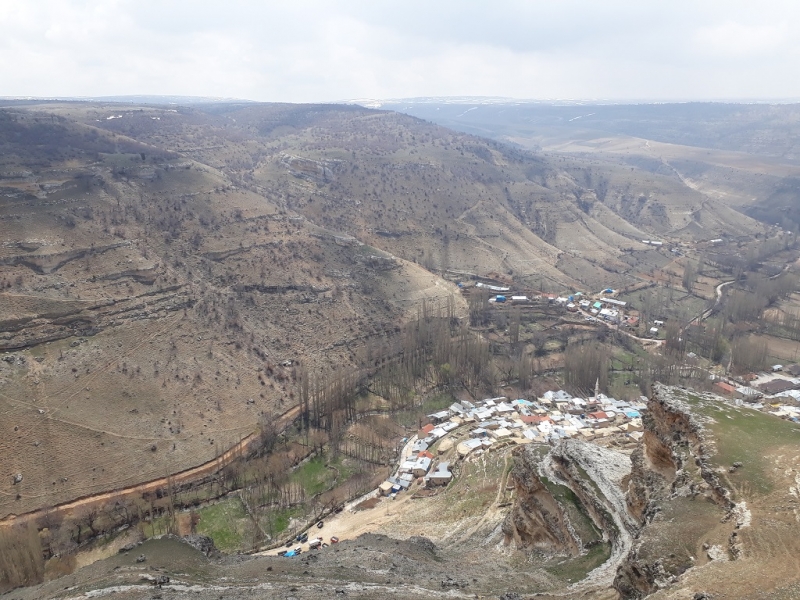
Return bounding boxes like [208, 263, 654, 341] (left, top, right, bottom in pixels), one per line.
[0, 404, 303, 529]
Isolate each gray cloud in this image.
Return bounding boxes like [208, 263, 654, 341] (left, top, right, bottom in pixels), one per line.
[1, 0, 799, 101]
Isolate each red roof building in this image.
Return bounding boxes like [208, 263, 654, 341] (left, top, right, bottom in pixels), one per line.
[520, 415, 552, 425]
[419, 424, 435, 437]
[714, 381, 737, 395]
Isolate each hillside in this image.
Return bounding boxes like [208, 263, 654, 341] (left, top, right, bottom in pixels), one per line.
[0, 108, 460, 518]
[0, 99, 776, 521]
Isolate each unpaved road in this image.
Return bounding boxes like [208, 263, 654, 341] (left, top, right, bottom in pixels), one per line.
[0, 404, 303, 528]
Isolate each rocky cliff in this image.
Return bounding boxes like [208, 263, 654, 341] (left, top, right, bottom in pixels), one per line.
[614, 384, 736, 598]
[503, 439, 636, 590]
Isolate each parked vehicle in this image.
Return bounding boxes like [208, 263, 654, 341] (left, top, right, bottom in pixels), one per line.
[308, 537, 322, 549]
[330, 536, 339, 544]
[316, 520, 324, 529]
[285, 540, 294, 547]
[277, 550, 287, 556]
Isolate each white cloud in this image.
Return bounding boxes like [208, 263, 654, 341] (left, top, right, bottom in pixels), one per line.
[694, 21, 789, 58]
[0, 1, 799, 101]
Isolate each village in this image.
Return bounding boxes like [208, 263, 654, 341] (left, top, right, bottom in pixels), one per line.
[378, 387, 647, 497]
[470, 279, 646, 333]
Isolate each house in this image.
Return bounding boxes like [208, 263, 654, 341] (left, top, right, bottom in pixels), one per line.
[600, 308, 620, 322]
[426, 462, 452, 486]
[489, 427, 512, 439]
[520, 414, 551, 425]
[398, 459, 417, 474]
[449, 403, 465, 416]
[419, 424, 435, 438]
[388, 475, 412, 491]
[412, 456, 432, 477]
[411, 439, 429, 454]
[428, 410, 450, 424]
[457, 438, 483, 457]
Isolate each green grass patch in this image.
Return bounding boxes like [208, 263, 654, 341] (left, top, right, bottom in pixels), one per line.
[684, 394, 800, 495]
[545, 541, 611, 583]
[194, 497, 249, 553]
[291, 455, 334, 496]
[634, 496, 722, 577]
[258, 506, 304, 541]
[539, 476, 602, 546]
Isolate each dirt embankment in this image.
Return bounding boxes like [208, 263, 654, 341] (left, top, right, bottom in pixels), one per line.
[614, 384, 735, 598]
[503, 439, 636, 591]
[502, 445, 580, 555]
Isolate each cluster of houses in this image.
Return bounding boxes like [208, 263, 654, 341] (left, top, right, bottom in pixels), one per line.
[379, 390, 648, 497]
[713, 363, 800, 421]
[479, 285, 641, 328]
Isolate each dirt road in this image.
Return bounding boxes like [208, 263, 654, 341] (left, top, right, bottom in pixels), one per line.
[0, 404, 303, 528]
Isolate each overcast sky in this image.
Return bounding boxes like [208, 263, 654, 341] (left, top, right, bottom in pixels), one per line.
[2, 0, 799, 102]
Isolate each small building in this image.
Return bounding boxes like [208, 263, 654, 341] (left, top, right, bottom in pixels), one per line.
[412, 456, 432, 477]
[511, 296, 529, 304]
[398, 459, 417, 474]
[457, 438, 484, 457]
[428, 410, 450, 424]
[379, 481, 394, 496]
[449, 403, 465, 416]
[426, 462, 452, 486]
[772, 364, 784, 372]
[600, 297, 627, 307]
[411, 439, 429, 454]
[490, 427, 512, 439]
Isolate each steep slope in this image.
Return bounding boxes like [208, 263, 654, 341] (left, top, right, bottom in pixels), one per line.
[30, 100, 769, 292]
[617, 384, 800, 599]
[0, 110, 462, 518]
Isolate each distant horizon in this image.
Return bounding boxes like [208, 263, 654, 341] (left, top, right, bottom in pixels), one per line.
[3, 94, 800, 108]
